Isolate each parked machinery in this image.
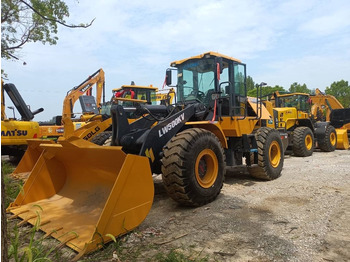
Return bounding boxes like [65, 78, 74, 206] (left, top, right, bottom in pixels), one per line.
[270, 91, 342, 155]
[310, 88, 350, 149]
[8, 52, 287, 260]
[310, 88, 345, 122]
[11, 81, 162, 180]
[1, 81, 44, 162]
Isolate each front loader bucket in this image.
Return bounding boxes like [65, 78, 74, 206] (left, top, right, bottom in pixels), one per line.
[11, 139, 55, 181]
[8, 137, 154, 259]
[335, 128, 349, 149]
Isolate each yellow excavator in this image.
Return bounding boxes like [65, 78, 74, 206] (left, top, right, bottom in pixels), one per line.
[8, 52, 288, 260]
[271, 91, 349, 152]
[1, 81, 44, 162]
[310, 88, 345, 121]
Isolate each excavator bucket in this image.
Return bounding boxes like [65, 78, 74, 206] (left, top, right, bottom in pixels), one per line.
[7, 137, 154, 260]
[11, 139, 55, 181]
[335, 128, 350, 150]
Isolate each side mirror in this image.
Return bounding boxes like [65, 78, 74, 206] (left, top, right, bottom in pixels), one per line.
[165, 69, 172, 86]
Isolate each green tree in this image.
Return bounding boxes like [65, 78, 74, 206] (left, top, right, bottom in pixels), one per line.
[325, 80, 350, 107]
[1, 0, 94, 60]
[289, 82, 311, 94]
[248, 85, 286, 98]
[246, 75, 255, 92]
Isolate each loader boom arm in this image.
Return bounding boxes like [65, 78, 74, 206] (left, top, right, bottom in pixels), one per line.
[111, 104, 196, 170]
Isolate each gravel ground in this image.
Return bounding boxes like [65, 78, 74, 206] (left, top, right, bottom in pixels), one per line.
[129, 149, 350, 261]
[5, 149, 350, 261]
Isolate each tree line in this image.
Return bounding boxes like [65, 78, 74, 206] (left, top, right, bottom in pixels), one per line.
[246, 76, 350, 107]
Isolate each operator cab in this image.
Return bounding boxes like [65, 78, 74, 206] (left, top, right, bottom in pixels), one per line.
[273, 93, 312, 113]
[112, 85, 158, 106]
[166, 52, 247, 118]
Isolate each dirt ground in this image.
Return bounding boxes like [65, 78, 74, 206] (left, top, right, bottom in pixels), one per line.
[122, 149, 350, 262]
[5, 149, 350, 262]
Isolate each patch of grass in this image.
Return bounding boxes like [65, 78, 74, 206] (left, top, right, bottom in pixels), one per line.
[7, 218, 71, 262]
[2, 160, 22, 207]
[81, 238, 124, 262]
[1, 160, 14, 174]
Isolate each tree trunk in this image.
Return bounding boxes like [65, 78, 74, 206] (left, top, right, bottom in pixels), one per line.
[1, 170, 9, 262]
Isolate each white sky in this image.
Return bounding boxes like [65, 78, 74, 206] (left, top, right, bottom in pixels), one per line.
[2, 0, 350, 121]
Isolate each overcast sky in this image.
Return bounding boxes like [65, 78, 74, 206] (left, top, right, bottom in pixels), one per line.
[2, 0, 350, 121]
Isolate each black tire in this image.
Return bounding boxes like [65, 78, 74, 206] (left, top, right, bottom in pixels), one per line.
[318, 125, 337, 152]
[292, 126, 314, 157]
[161, 128, 225, 207]
[248, 127, 284, 180]
[90, 131, 112, 146]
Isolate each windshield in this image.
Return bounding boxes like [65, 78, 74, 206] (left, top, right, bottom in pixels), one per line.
[278, 94, 311, 112]
[176, 58, 215, 105]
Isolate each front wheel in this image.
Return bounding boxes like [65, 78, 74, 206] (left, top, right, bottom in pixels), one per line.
[161, 128, 225, 207]
[292, 126, 314, 157]
[90, 131, 112, 146]
[318, 125, 337, 152]
[248, 127, 284, 180]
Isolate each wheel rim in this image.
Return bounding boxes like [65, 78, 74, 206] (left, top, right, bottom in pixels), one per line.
[330, 132, 336, 146]
[269, 141, 281, 168]
[195, 149, 218, 188]
[305, 134, 313, 150]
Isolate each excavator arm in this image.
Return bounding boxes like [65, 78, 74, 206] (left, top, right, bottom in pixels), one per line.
[310, 88, 344, 121]
[62, 68, 105, 119]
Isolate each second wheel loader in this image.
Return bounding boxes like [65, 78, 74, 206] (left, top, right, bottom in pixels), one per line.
[270, 91, 345, 155]
[8, 52, 287, 260]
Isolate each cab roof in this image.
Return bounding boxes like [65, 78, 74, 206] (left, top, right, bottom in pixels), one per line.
[112, 85, 158, 92]
[170, 51, 241, 66]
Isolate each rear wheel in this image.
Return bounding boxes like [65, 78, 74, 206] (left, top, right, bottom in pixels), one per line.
[161, 128, 225, 207]
[248, 127, 284, 180]
[292, 126, 314, 157]
[318, 125, 337, 152]
[90, 131, 112, 146]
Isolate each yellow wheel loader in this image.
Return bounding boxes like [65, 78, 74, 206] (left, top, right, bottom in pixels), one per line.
[271, 91, 347, 154]
[8, 52, 287, 260]
[1, 81, 44, 162]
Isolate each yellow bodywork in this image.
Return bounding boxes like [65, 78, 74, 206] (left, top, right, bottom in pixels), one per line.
[310, 88, 344, 122]
[1, 119, 40, 145]
[8, 136, 154, 259]
[273, 104, 348, 150]
[186, 116, 259, 147]
[170, 51, 241, 66]
[335, 128, 349, 150]
[11, 117, 112, 180]
[272, 107, 307, 130]
[39, 121, 86, 139]
[10, 139, 55, 180]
